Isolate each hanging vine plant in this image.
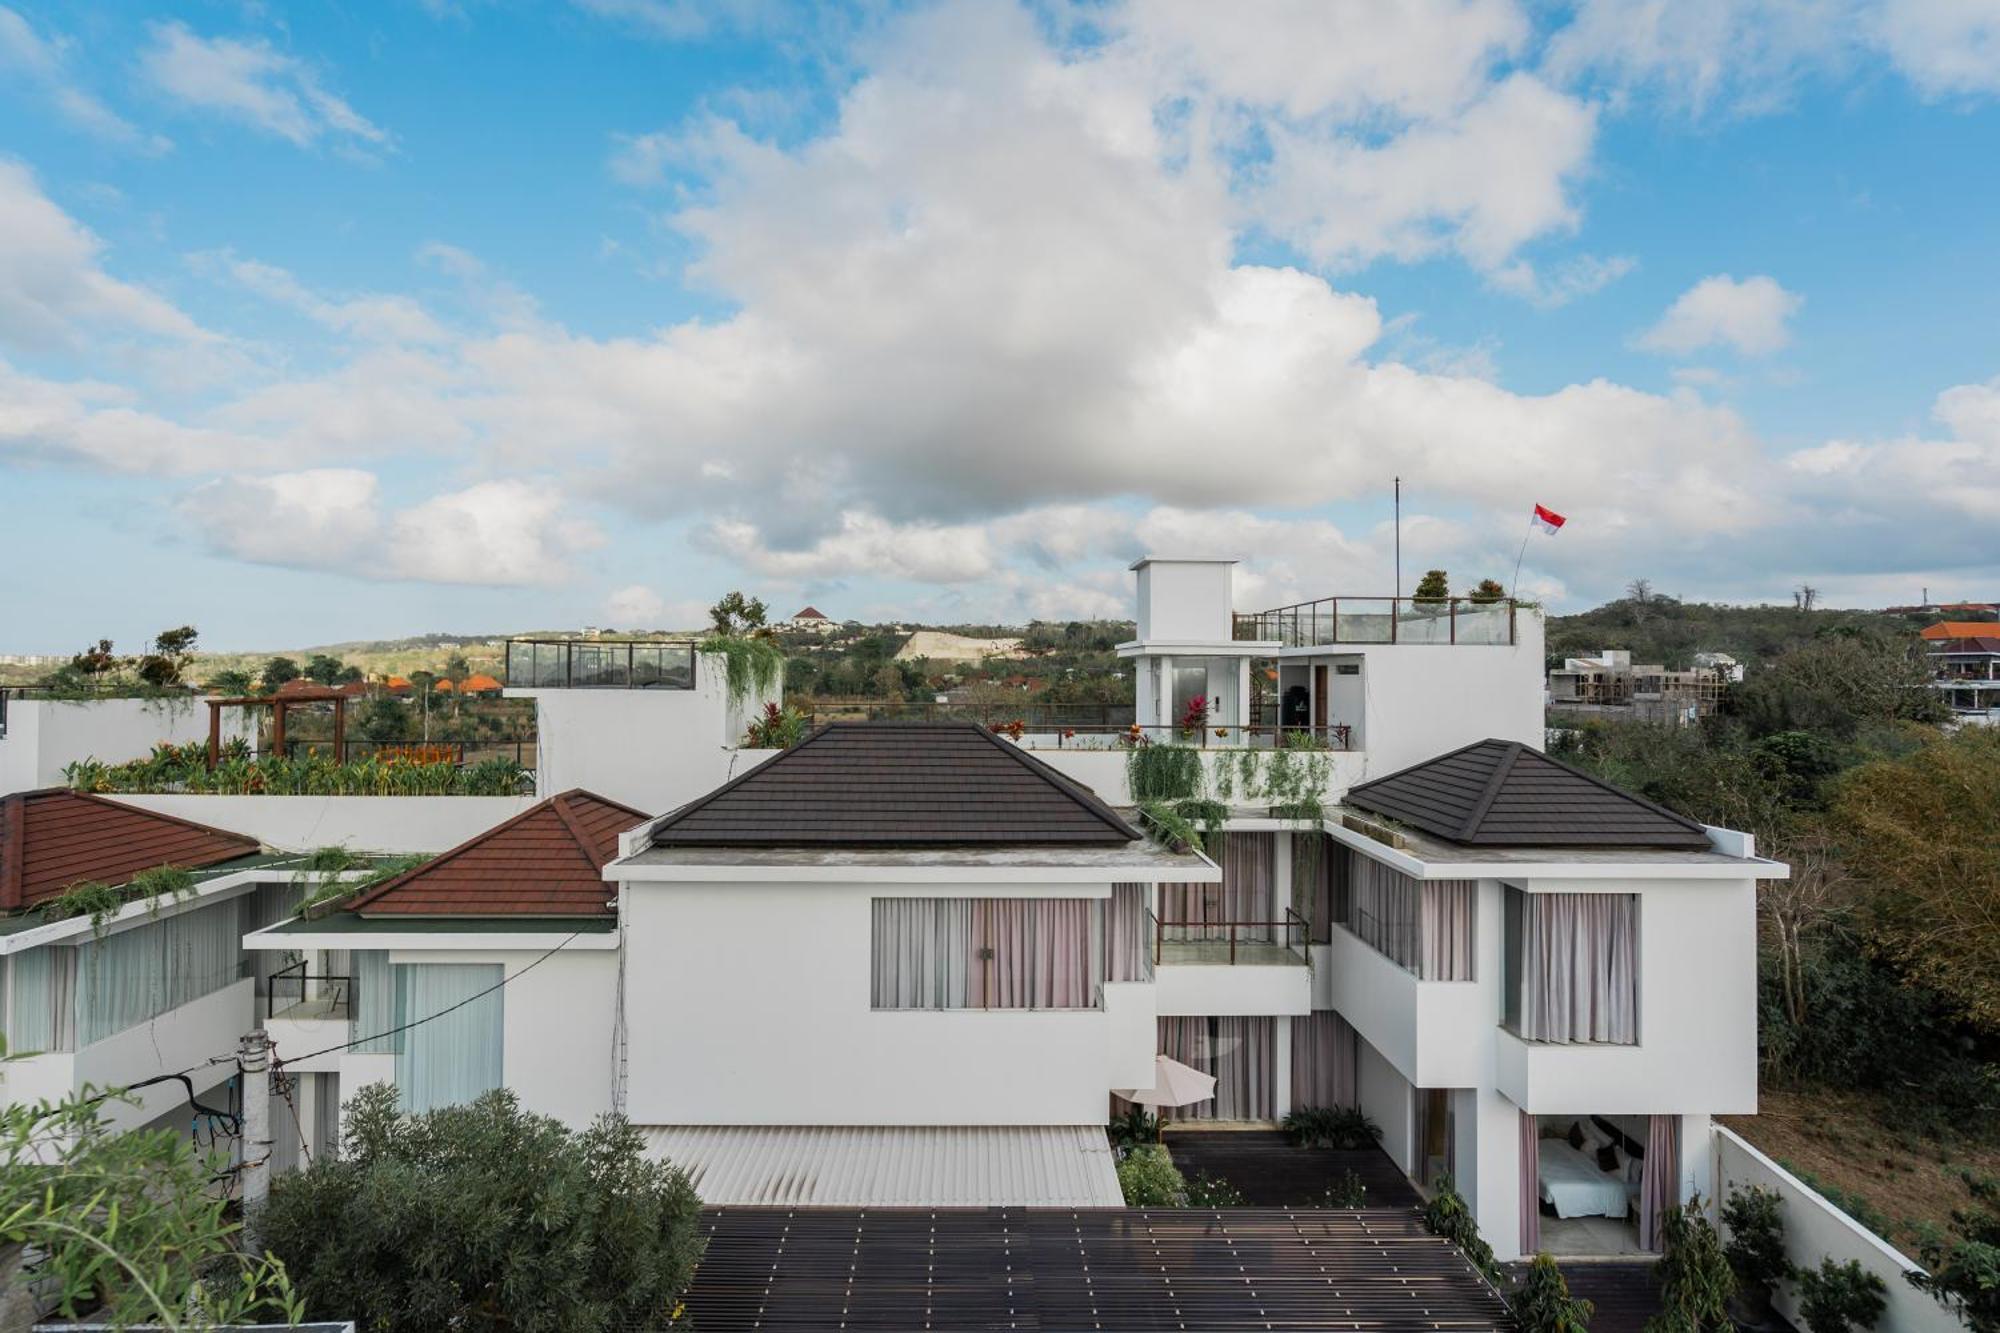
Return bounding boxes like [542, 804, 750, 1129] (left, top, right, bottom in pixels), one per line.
[1125, 743, 1204, 804]
[697, 634, 785, 707]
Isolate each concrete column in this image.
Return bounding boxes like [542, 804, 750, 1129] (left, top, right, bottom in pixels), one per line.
[1272, 833, 1292, 925]
[1469, 1086, 1527, 1261]
[1157, 656, 1174, 734]
[1682, 1113, 1715, 1213]
[239, 1028, 272, 1253]
[1274, 1016, 1293, 1114]
[1237, 658, 1252, 728]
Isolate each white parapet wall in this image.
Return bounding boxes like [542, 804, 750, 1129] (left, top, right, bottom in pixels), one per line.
[104, 794, 540, 853]
[1713, 1125, 1958, 1333]
[0, 697, 246, 796]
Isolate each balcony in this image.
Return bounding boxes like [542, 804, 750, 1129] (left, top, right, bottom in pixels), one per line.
[1155, 909, 1309, 967]
[504, 638, 697, 690]
[793, 700, 1356, 751]
[270, 958, 353, 1021]
[1233, 596, 1518, 647]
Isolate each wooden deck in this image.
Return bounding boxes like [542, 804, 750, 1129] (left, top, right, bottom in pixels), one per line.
[1163, 1127, 1426, 1209]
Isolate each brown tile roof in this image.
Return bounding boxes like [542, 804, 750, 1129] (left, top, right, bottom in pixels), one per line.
[0, 789, 261, 913]
[1344, 739, 1714, 849]
[348, 789, 650, 917]
[649, 721, 1141, 848]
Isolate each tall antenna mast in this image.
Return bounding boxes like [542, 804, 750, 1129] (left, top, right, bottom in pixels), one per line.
[1394, 476, 1402, 601]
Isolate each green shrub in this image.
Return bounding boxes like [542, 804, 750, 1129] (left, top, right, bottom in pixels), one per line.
[1422, 1174, 1501, 1283]
[1908, 1171, 2000, 1333]
[1183, 1171, 1244, 1208]
[1282, 1105, 1381, 1150]
[1125, 744, 1204, 804]
[1510, 1253, 1594, 1333]
[1783, 1165, 1895, 1241]
[1796, 1257, 1887, 1333]
[262, 1085, 703, 1333]
[1108, 1106, 1160, 1150]
[1116, 1144, 1186, 1208]
[1322, 1169, 1369, 1209]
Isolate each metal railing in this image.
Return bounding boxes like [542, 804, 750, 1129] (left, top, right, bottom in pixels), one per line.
[270, 959, 353, 1021]
[1234, 596, 1517, 647]
[794, 704, 1352, 751]
[1154, 907, 1310, 965]
[504, 638, 697, 690]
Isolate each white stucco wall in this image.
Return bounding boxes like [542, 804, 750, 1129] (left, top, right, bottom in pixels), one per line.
[1357, 1034, 1413, 1173]
[1714, 1128, 1957, 1332]
[521, 665, 779, 814]
[0, 697, 243, 796]
[1153, 959, 1312, 1017]
[104, 793, 539, 853]
[1133, 560, 1235, 642]
[386, 947, 619, 1128]
[621, 878, 1147, 1126]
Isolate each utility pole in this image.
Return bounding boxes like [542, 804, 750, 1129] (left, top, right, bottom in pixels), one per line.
[238, 1028, 272, 1253]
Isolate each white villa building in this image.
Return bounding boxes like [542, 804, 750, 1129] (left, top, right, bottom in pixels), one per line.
[4, 557, 1831, 1288]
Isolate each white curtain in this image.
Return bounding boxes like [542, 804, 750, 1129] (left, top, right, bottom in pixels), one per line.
[76, 900, 240, 1047]
[1106, 884, 1150, 982]
[1420, 881, 1477, 981]
[1349, 853, 1422, 971]
[1519, 893, 1640, 1044]
[238, 882, 301, 1002]
[395, 963, 503, 1114]
[6, 946, 78, 1053]
[350, 950, 400, 1053]
[871, 898, 973, 1008]
[1160, 834, 1275, 943]
[1156, 1016, 1275, 1121]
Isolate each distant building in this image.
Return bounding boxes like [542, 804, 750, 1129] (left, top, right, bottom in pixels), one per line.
[778, 605, 839, 635]
[1923, 622, 2000, 725]
[1547, 649, 1728, 725]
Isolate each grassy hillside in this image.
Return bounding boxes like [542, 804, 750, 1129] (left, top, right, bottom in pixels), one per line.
[1544, 595, 1957, 669]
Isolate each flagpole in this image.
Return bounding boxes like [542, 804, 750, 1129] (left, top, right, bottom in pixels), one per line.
[1510, 515, 1533, 598]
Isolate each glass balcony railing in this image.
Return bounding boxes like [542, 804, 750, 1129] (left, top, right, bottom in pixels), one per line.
[1233, 596, 1518, 647]
[504, 639, 697, 689]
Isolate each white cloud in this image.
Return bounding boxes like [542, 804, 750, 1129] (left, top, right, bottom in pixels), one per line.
[0, 160, 212, 352]
[1875, 0, 2000, 97]
[197, 253, 449, 344]
[1488, 252, 1635, 307]
[140, 22, 388, 150]
[0, 7, 170, 153]
[1543, 0, 2000, 114]
[1637, 274, 1802, 356]
[187, 473, 603, 586]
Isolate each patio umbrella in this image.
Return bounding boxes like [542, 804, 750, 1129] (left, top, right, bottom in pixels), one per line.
[1115, 1055, 1216, 1109]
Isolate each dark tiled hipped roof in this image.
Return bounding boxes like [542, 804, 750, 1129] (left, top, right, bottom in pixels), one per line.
[350, 789, 649, 916]
[0, 789, 260, 912]
[650, 722, 1141, 847]
[1344, 739, 1713, 849]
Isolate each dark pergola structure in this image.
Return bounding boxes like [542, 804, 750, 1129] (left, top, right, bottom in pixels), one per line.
[206, 685, 348, 768]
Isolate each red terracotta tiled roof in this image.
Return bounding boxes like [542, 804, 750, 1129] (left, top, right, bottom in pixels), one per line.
[1923, 620, 2000, 641]
[348, 789, 650, 917]
[460, 673, 503, 694]
[0, 789, 260, 913]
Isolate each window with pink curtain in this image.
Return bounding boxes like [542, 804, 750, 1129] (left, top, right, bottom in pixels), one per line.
[1348, 851, 1474, 979]
[1158, 833, 1274, 942]
[871, 897, 1107, 1010]
[1153, 1015, 1275, 1121]
[1508, 890, 1640, 1044]
[1289, 1010, 1358, 1110]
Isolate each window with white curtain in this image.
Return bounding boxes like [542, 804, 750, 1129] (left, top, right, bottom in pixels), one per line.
[394, 963, 503, 1114]
[350, 950, 400, 1054]
[1502, 887, 1640, 1044]
[870, 897, 1112, 1010]
[74, 899, 241, 1048]
[1344, 851, 1475, 980]
[5, 946, 78, 1053]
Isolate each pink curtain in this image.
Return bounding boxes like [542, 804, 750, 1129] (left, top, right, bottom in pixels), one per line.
[1159, 1016, 1273, 1121]
[1289, 1010, 1358, 1110]
[972, 898, 1096, 1009]
[1519, 1110, 1541, 1255]
[1638, 1114, 1681, 1252]
[1350, 855, 1421, 969]
[1420, 881, 1477, 981]
[1160, 833, 1275, 941]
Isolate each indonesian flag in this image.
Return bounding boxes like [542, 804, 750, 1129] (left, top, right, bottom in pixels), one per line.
[1531, 503, 1567, 534]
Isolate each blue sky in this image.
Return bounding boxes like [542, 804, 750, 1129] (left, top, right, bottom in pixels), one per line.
[2, 0, 1997, 652]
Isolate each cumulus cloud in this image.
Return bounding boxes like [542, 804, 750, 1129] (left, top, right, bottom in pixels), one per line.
[140, 22, 388, 150]
[0, 160, 212, 353]
[195, 252, 449, 344]
[1637, 274, 1802, 356]
[186, 472, 603, 586]
[1875, 0, 2000, 97]
[0, 7, 170, 153]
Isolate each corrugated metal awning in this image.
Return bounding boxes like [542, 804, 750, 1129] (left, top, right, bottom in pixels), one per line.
[641, 1125, 1122, 1208]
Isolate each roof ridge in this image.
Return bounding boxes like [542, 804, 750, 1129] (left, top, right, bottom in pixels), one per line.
[646, 725, 840, 837]
[348, 793, 559, 912]
[967, 725, 1136, 839]
[1508, 746, 1709, 836]
[51, 787, 262, 850]
[1456, 740, 1521, 841]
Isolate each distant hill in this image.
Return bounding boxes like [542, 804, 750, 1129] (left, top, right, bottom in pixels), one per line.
[1544, 596, 1947, 669]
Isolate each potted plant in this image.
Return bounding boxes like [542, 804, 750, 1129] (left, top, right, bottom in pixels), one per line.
[1510, 1253, 1594, 1333]
[1795, 1258, 1886, 1333]
[1647, 1194, 1735, 1332]
[1721, 1185, 1792, 1330]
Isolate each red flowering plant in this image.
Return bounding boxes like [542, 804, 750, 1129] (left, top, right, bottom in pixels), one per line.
[1179, 694, 1209, 738]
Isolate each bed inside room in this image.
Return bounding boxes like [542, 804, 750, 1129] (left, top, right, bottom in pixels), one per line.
[1532, 1114, 1646, 1255]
